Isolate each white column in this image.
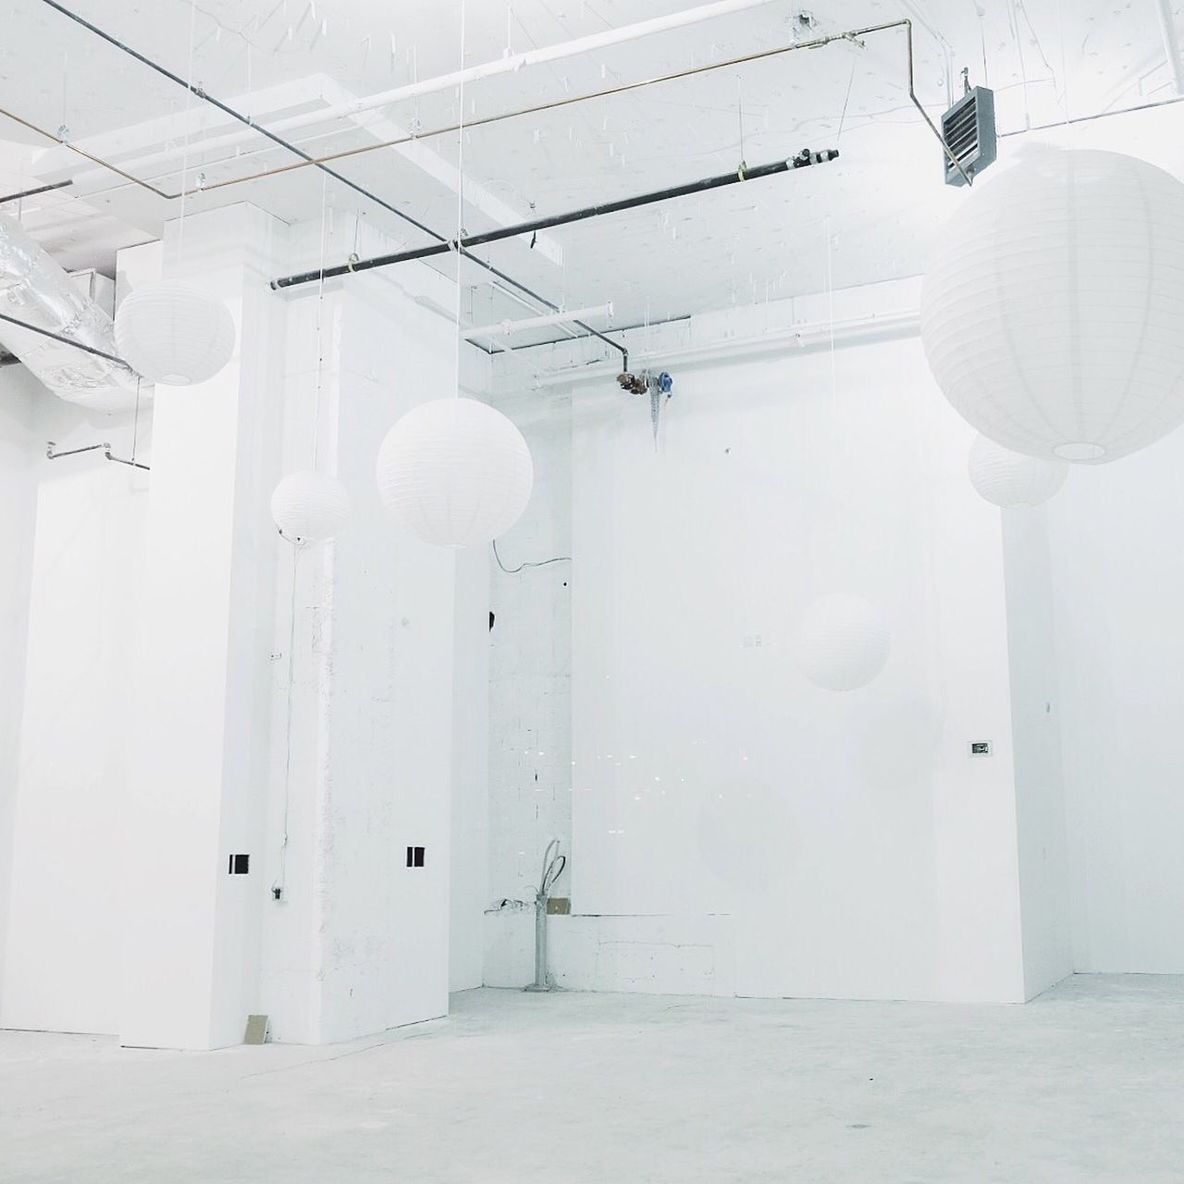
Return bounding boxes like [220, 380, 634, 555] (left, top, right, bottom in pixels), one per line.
[257, 226, 463, 1044]
[122, 204, 287, 1050]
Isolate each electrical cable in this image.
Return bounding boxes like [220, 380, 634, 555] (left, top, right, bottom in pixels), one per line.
[492, 538, 571, 573]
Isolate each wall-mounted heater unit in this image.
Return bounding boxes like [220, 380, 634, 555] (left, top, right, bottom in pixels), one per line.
[942, 85, 996, 187]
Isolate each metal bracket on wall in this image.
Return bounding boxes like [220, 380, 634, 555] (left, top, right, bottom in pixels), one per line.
[46, 440, 150, 471]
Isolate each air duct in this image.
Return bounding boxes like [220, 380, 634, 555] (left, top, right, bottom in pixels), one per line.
[0, 213, 142, 412]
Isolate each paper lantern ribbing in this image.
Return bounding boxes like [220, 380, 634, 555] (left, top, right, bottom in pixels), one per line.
[270, 470, 351, 544]
[796, 594, 891, 692]
[921, 150, 1184, 464]
[376, 398, 533, 547]
[114, 281, 235, 386]
[968, 434, 1068, 509]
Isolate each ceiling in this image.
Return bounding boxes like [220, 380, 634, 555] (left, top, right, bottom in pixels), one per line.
[2, 0, 1183, 345]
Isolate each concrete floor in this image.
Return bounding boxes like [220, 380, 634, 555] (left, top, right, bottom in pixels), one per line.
[2, 975, 1182, 1183]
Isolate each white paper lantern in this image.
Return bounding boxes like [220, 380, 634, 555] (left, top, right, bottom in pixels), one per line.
[270, 470, 351, 544]
[114, 280, 235, 386]
[968, 434, 1068, 508]
[375, 397, 533, 547]
[796, 594, 891, 692]
[921, 150, 1184, 464]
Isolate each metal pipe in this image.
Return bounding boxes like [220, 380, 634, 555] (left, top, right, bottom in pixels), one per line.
[163, 20, 967, 195]
[192, 0, 786, 152]
[0, 311, 129, 366]
[35, 0, 630, 368]
[525, 839, 565, 993]
[37, 0, 456, 241]
[465, 303, 614, 340]
[0, 179, 72, 205]
[46, 439, 151, 470]
[272, 152, 838, 290]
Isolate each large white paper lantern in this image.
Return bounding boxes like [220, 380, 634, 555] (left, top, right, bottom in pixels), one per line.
[968, 434, 1068, 508]
[376, 397, 533, 547]
[114, 280, 235, 386]
[796, 594, 891, 692]
[921, 150, 1184, 464]
[270, 470, 351, 544]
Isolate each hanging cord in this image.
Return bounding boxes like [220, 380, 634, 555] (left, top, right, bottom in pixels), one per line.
[272, 542, 304, 900]
[492, 538, 571, 574]
[736, 78, 747, 176]
[313, 168, 329, 469]
[177, 0, 199, 260]
[131, 377, 142, 463]
[453, 0, 467, 398]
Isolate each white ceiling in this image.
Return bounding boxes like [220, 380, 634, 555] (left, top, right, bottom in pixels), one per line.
[2, 0, 1183, 340]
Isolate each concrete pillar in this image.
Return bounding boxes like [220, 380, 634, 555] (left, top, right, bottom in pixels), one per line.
[122, 204, 287, 1049]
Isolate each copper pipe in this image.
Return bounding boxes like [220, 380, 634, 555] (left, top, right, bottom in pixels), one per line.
[15, 17, 967, 202]
[192, 19, 972, 194]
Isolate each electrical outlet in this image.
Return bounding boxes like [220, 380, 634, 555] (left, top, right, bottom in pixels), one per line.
[969, 741, 992, 757]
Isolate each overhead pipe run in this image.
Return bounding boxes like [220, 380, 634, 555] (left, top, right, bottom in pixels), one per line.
[465, 303, 615, 353]
[271, 151, 840, 291]
[36, 0, 630, 372]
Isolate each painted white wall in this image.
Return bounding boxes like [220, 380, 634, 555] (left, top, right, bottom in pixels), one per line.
[0, 371, 149, 1035]
[486, 284, 1031, 1003]
[1045, 431, 1184, 974]
[486, 388, 573, 913]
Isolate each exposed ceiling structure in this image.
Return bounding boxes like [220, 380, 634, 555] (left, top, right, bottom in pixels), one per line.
[2, 0, 1183, 344]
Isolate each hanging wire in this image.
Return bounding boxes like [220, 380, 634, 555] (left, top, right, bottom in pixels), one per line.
[131, 377, 142, 463]
[312, 168, 329, 470]
[453, 0, 467, 399]
[272, 541, 304, 900]
[492, 538, 571, 573]
[177, 0, 200, 259]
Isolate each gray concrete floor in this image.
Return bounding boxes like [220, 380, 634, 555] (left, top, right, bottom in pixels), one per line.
[2, 975, 1182, 1183]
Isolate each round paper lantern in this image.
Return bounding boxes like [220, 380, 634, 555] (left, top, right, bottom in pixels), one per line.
[921, 150, 1184, 464]
[114, 280, 235, 386]
[270, 470, 351, 544]
[968, 434, 1068, 508]
[375, 397, 533, 547]
[796, 594, 891, 692]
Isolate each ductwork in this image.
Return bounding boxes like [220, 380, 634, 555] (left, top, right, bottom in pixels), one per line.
[0, 213, 143, 412]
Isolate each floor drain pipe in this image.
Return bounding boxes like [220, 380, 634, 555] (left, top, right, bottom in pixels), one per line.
[525, 839, 566, 993]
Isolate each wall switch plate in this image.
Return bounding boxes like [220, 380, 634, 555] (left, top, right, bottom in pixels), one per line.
[969, 741, 992, 757]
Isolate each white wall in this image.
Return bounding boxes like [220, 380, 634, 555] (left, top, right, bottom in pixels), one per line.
[569, 334, 1026, 1002]
[484, 284, 1033, 1003]
[0, 370, 149, 1035]
[1046, 431, 1184, 974]
[487, 388, 573, 912]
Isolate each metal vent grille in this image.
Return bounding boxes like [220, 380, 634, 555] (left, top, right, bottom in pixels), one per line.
[941, 86, 996, 187]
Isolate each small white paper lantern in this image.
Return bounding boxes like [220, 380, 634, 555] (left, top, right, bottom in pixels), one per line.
[270, 470, 351, 544]
[796, 594, 891, 692]
[968, 434, 1068, 508]
[114, 280, 235, 386]
[375, 397, 533, 547]
[921, 150, 1184, 464]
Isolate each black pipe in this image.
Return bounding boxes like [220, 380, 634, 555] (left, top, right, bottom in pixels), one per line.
[38, 0, 630, 368]
[0, 179, 72, 205]
[0, 311, 130, 366]
[272, 150, 838, 292]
